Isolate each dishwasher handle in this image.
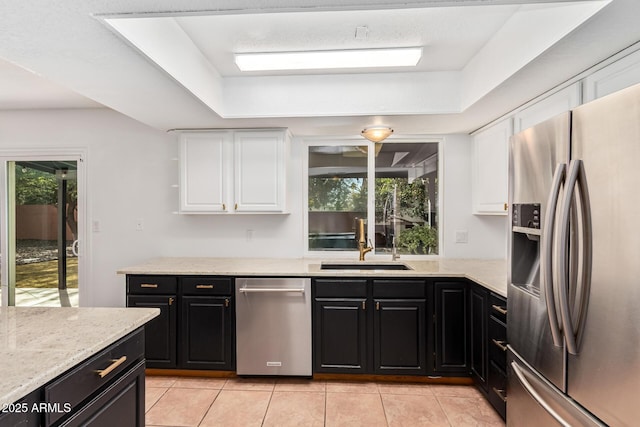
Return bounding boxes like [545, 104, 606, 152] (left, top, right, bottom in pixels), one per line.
[239, 286, 305, 293]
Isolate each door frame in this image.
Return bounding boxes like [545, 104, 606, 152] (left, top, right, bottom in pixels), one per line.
[0, 148, 89, 307]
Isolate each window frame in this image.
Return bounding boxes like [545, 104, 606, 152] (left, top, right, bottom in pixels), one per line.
[303, 136, 443, 259]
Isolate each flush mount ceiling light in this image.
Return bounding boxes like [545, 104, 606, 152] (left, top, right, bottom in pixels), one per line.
[235, 47, 422, 71]
[361, 126, 394, 143]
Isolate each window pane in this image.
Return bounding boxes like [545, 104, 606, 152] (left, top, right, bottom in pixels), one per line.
[308, 145, 368, 251]
[374, 143, 439, 255]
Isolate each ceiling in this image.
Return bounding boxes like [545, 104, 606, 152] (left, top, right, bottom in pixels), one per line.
[1, 0, 640, 136]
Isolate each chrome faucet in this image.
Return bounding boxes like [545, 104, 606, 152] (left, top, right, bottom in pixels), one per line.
[356, 218, 373, 261]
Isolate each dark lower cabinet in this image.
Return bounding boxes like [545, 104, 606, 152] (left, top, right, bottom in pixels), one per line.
[1, 329, 147, 427]
[60, 360, 145, 427]
[314, 299, 367, 373]
[181, 296, 234, 370]
[126, 295, 177, 369]
[432, 281, 469, 375]
[313, 278, 427, 376]
[470, 284, 489, 391]
[126, 275, 235, 371]
[487, 293, 507, 419]
[373, 299, 426, 375]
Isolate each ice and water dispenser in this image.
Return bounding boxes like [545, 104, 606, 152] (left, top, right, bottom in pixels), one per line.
[511, 203, 541, 295]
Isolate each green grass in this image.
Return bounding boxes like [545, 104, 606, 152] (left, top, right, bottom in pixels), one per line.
[16, 258, 78, 289]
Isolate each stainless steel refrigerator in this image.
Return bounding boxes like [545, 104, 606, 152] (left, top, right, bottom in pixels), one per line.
[507, 83, 640, 426]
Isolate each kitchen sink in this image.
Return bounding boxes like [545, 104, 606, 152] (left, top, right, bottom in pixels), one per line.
[320, 262, 412, 271]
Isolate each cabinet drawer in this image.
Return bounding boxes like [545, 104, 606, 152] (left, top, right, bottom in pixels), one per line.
[314, 279, 367, 298]
[44, 329, 144, 426]
[181, 277, 232, 295]
[489, 293, 507, 323]
[488, 361, 507, 420]
[127, 275, 177, 294]
[372, 279, 426, 298]
[488, 316, 507, 371]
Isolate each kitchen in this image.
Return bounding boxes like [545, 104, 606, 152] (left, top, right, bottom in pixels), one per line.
[1, 0, 639, 426]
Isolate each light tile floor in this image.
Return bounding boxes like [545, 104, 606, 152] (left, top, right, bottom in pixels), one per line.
[145, 376, 505, 427]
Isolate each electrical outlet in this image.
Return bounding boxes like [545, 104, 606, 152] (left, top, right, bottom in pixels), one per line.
[246, 229, 253, 242]
[135, 218, 144, 231]
[455, 230, 468, 243]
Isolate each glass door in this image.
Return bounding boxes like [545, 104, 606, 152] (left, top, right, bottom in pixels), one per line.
[4, 160, 79, 307]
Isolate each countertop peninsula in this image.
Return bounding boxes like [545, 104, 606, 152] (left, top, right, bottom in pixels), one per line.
[118, 257, 507, 297]
[0, 306, 159, 407]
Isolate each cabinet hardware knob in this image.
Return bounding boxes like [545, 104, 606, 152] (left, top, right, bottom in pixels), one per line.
[362, 301, 366, 310]
[504, 202, 508, 211]
[225, 298, 230, 308]
[376, 301, 380, 310]
[234, 203, 238, 210]
[222, 203, 226, 211]
[96, 356, 127, 378]
[140, 283, 158, 288]
[491, 304, 507, 315]
[196, 284, 214, 289]
[169, 297, 175, 306]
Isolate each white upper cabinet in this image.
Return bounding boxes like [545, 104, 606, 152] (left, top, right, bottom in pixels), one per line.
[513, 83, 581, 133]
[583, 49, 640, 102]
[233, 130, 287, 213]
[472, 118, 512, 215]
[179, 129, 289, 214]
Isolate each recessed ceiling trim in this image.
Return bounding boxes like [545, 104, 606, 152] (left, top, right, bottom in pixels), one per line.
[234, 47, 422, 71]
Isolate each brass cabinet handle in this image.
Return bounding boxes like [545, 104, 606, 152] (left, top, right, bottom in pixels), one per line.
[234, 203, 238, 210]
[196, 284, 214, 289]
[492, 387, 507, 403]
[96, 356, 127, 378]
[362, 301, 366, 310]
[492, 304, 507, 315]
[492, 339, 508, 352]
[504, 202, 508, 211]
[140, 283, 158, 288]
[169, 297, 175, 306]
[376, 301, 380, 310]
[222, 203, 226, 211]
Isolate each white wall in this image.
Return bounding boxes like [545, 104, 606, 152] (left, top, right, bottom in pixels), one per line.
[0, 108, 505, 308]
[441, 134, 507, 258]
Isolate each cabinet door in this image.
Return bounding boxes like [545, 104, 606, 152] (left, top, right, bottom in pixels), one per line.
[179, 131, 232, 213]
[470, 285, 489, 391]
[583, 49, 640, 102]
[60, 361, 145, 427]
[373, 299, 427, 375]
[433, 281, 469, 374]
[313, 299, 367, 373]
[180, 296, 234, 370]
[126, 295, 177, 369]
[233, 130, 286, 212]
[472, 119, 511, 215]
[513, 83, 581, 133]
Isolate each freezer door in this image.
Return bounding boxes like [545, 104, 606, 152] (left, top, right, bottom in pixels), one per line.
[508, 113, 570, 391]
[567, 83, 640, 426]
[507, 348, 605, 427]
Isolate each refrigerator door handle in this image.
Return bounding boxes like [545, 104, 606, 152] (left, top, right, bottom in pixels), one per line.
[558, 159, 592, 355]
[511, 361, 573, 427]
[542, 162, 566, 347]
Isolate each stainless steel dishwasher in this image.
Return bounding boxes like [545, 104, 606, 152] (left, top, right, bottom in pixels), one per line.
[235, 277, 312, 376]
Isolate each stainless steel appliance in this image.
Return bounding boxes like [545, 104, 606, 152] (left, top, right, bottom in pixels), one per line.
[508, 83, 640, 426]
[235, 277, 312, 376]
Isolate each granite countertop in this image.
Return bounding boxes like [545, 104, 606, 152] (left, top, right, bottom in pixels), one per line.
[118, 257, 507, 297]
[0, 307, 159, 407]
